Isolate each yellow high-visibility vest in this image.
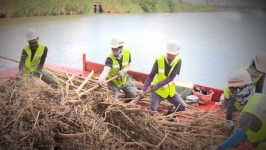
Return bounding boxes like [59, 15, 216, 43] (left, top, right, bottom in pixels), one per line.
[23, 44, 45, 74]
[151, 55, 179, 98]
[107, 48, 130, 88]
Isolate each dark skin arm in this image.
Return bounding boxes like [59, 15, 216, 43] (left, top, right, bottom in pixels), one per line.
[19, 50, 27, 74]
[36, 47, 48, 71]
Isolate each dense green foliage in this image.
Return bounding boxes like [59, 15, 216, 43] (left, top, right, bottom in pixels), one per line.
[0, 0, 217, 18]
[101, 0, 216, 13]
[0, 0, 94, 17]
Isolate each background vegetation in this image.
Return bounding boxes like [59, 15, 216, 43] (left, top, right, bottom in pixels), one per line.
[0, 0, 94, 18]
[101, 0, 217, 13]
[0, 0, 217, 18]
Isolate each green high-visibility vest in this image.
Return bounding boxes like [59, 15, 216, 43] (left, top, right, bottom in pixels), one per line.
[107, 48, 130, 88]
[242, 93, 266, 150]
[151, 55, 179, 98]
[23, 44, 45, 74]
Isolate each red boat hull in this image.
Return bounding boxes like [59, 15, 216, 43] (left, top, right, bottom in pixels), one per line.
[82, 54, 223, 102]
[0, 53, 224, 111]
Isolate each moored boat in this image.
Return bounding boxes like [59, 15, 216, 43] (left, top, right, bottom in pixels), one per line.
[0, 53, 224, 111]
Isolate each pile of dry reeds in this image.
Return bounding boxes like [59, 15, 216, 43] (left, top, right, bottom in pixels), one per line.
[0, 68, 238, 150]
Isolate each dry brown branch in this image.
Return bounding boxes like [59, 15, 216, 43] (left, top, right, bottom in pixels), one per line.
[75, 70, 94, 94]
[78, 75, 118, 97]
[55, 131, 92, 138]
[0, 68, 237, 150]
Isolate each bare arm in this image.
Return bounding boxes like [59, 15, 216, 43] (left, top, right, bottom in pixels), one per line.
[36, 46, 48, 71]
[19, 49, 27, 74]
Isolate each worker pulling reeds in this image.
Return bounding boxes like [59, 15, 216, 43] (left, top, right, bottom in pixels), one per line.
[214, 70, 266, 150]
[97, 36, 137, 102]
[138, 39, 186, 116]
[18, 28, 59, 88]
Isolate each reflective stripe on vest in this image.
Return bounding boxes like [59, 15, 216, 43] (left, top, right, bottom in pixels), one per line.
[23, 44, 45, 74]
[243, 65, 262, 89]
[242, 93, 266, 145]
[107, 48, 130, 88]
[151, 55, 179, 98]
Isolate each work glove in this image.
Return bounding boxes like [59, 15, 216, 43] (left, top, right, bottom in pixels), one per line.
[97, 79, 104, 87]
[137, 90, 145, 98]
[150, 84, 159, 92]
[31, 70, 41, 76]
[117, 70, 126, 79]
[223, 120, 234, 131]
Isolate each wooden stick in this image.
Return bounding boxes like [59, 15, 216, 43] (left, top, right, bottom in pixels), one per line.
[75, 70, 94, 94]
[58, 78, 83, 91]
[0, 75, 30, 79]
[33, 111, 40, 129]
[66, 75, 75, 84]
[39, 74, 42, 82]
[63, 67, 74, 85]
[158, 120, 213, 129]
[156, 133, 169, 149]
[65, 100, 83, 105]
[0, 55, 19, 63]
[78, 75, 118, 97]
[55, 131, 92, 138]
[0, 76, 14, 79]
[50, 70, 108, 89]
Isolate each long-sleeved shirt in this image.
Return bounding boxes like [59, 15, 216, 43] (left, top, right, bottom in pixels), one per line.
[217, 112, 262, 150]
[141, 56, 182, 91]
[19, 46, 48, 72]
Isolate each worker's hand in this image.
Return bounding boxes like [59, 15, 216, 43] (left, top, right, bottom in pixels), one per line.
[117, 70, 126, 79]
[97, 79, 104, 87]
[31, 70, 41, 76]
[223, 120, 234, 131]
[150, 84, 159, 92]
[210, 145, 220, 150]
[137, 90, 145, 98]
[235, 140, 254, 150]
[34, 70, 42, 74]
[19, 70, 24, 76]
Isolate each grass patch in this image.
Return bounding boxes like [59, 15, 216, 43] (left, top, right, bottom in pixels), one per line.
[0, 0, 217, 18]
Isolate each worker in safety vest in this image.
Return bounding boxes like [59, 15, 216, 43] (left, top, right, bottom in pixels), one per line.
[223, 54, 266, 130]
[97, 37, 137, 102]
[18, 28, 59, 88]
[214, 70, 266, 150]
[139, 39, 186, 115]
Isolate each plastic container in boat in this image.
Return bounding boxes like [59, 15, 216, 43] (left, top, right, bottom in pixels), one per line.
[192, 89, 214, 105]
[186, 95, 199, 107]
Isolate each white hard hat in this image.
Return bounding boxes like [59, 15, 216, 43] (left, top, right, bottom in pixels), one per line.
[110, 37, 124, 48]
[26, 28, 38, 41]
[166, 39, 180, 55]
[254, 53, 266, 73]
[227, 70, 252, 87]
